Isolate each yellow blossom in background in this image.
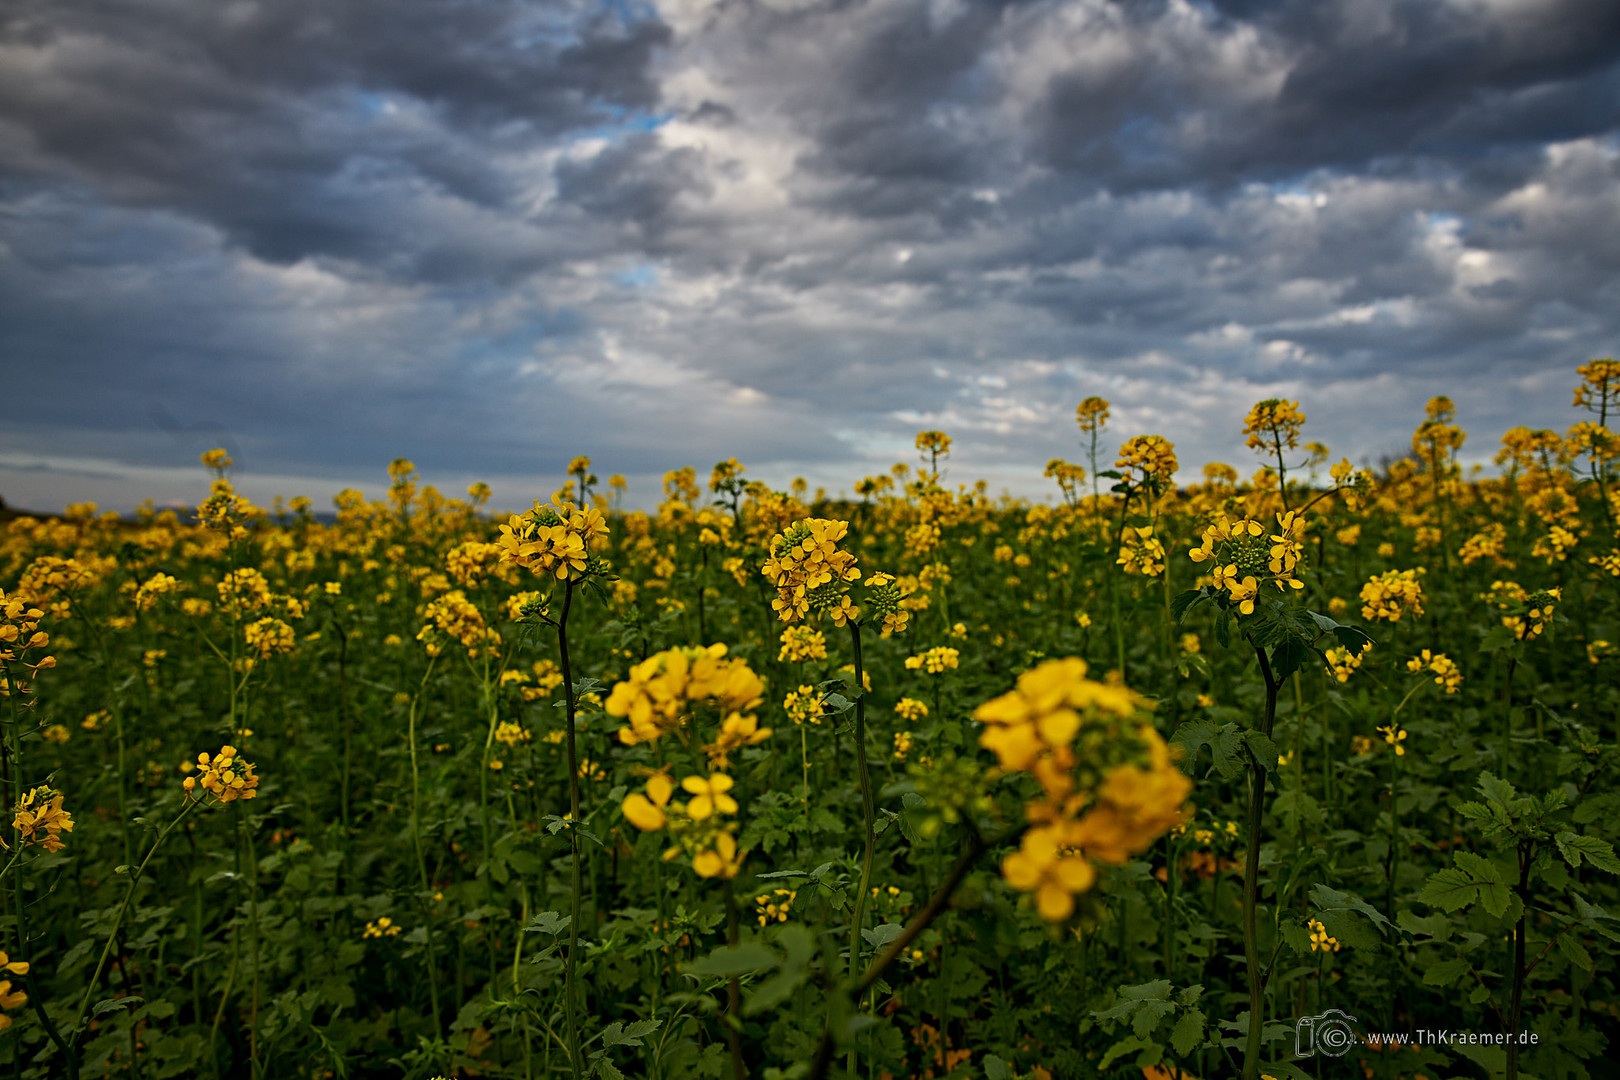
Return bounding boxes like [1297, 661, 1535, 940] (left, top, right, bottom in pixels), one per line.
[1377, 725, 1408, 756]
[606, 644, 764, 746]
[1116, 526, 1166, 576]
[1360, 569, 1425, 622]
[1116, 434, 1178, 483]
[134, 572, 181, 611]
[494, 721, 531, 747]
[244, 617, 296, 659]
[1324, 643, 1372, 683]
[363, 917, 402, 939]
[777, 625, 828, 665]
[1075, 397, 1110, 433]
[1242, 399, 1306, 454]
[893, 731, 914, 760]
[754, 888, 795, 927]
[183, 745, 260, 804]
[895, 697, 929, 722]
[783, 686, 822, 726]
[1407, 650, 1462, 693]
[904, 647, 960, 674]
[1308, 919, 1341, 953]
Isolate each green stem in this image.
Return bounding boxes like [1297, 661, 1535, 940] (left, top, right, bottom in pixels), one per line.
[845, 619, 876, 1078]
[555, 581, 584, 1080]
[408, 657, 443, 1033]
[1241, 644, 1280, 1080]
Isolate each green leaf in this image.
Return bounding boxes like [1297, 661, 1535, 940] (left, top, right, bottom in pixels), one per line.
[602, 1018, 660, 1048]
[1244, 730, 1281, 771]
[983, 1055, 1013, 1080]
[1422, 957, 1472, 986]
[1271, 636, 1312, 682]
[1171, 589, 1206, 622]
[860, 922, 905, 949]
[1177, 984, 1204, 1006]
[94, 996, 143, 1017]
[1452, 851, 1502, 884]
[1119, 979, 1172, 1000]
[756, 869, 809, 880]
[1477, 771, 1519, 810]
[1420, 868, 1482, 913]
[684, 942, 779, 979]
[1557, 933, 1594, 972]
[1170, 1008, 1206, 1056]
[1331, 625, 1374, 650]
[1099, 1034, 1156, 1070]
[525, 911, 571, 936]
[1309, 884, 1394, 937]
[1479, 625, 1517, 653]
[1556, 832, 1620, 874]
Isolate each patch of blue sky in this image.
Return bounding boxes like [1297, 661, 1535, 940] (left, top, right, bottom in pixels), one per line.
[613, 263, 659, 289]
[571, 104, 673, 144]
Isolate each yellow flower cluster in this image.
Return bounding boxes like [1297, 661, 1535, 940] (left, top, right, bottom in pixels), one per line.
[1573, 358, 1620, 413]
[975, 658, 1190, 921]
[783, 685, 822, 725]
[134, 572, 182, 611]
[1360, 569, 1425, 622]
[446, 541, 506, 587]
[605, 644, 765, 748]
[494, 721, 531, 747]
[1115, 434, 1178, 482]
[10, 787, 73, 853]
[778, 625, 827, 663]
[1324, 643, 1372, 683]
[1242, 399, 1307, 453]
[1407, 650, 1462, 693]
[417, 590, 501, 658]
[183, 745, 260, 804]
[1188, 512, 1306, 612]
[495, 505, 608, 582]
[1531, 524, 1581, 563]
[363, 917, 402, 939]
[1116, 525, 1165, 576]
[1076, 396, 1110, 433]
[1308, 918, 1341, 953]
[904, 647, 959, 674]
[217, 567, 273, 612]
[754, 888, 795, 927]
[894, 697, 929, 722]
[1377, 724, 1408, 756]
[244, 617, 296, 659]
[762, 518, 861, 624]
[621, 773, 745, 879]
[0, 590, 54, 686]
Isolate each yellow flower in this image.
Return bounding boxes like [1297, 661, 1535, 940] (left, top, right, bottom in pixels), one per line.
[894, 698, 929, 722]
[623, 774, 675, 832]
[691, 829, 744, 879]
[681, 774, 738, 821]
[1377, 725, 1408, 756]
[182, 745, 261, 805]
[11, 787, 73, 853]
[1308, 918, 1341, 953]
[1002, 825, 1096, 921]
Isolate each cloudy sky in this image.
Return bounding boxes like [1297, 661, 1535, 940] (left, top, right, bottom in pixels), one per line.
[3, 0, 1618, 512]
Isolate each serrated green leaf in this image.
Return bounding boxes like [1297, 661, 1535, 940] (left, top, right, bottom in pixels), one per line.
[1557, 934, 1594, 972]
[1420, 868, 1480, 913]
[1556, 832, 1620, 874]
[684, 941, 778, 979]
[1170, 1008, 1206, 1056]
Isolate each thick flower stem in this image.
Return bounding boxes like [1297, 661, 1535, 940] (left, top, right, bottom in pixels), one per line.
[845, 620, 875, 1079]
[1241, 644, 1280, 1080]
[555, 581, 585, 1080]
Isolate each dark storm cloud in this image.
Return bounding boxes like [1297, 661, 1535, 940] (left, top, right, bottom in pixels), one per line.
[2, 0, 1619, 512]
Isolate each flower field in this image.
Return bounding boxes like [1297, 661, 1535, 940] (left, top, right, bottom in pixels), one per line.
[3, 362, 1620, 1080]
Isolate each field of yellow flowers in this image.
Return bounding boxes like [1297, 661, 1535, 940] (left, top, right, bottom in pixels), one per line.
[2, 362, 1619, 1080]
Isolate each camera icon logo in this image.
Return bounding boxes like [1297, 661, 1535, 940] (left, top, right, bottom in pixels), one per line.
[1296, 1008, 1359, 1057]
